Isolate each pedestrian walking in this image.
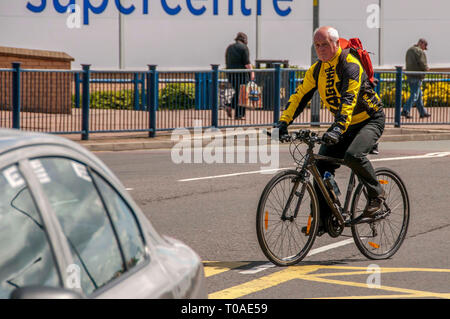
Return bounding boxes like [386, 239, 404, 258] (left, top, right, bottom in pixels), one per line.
[225, 32, 255, 120]
[402, 38, 431, 119]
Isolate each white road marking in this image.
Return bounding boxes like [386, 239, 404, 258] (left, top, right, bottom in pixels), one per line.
[371, 151, 450, 162]
[178, 167, 291, 182]
[239, 263, 276, 274]
[306, 238, 355, 256]
[239, 238, 355, 274]
[178, 152, 450, 182]
[125, 188, 134, 191]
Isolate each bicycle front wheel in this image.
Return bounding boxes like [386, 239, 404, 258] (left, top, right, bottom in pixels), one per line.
[351, 167, 410, 260]
[256, 170, 319, 266]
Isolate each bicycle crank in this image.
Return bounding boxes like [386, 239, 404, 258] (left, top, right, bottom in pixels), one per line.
[326, 215, 344, 238]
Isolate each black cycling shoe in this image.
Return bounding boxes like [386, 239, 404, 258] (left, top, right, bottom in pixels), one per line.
[361, 190, 386, 219]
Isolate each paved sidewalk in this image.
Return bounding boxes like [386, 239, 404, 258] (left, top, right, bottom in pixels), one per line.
[5, 106, 449, 151]
[67, 124, 450, 152]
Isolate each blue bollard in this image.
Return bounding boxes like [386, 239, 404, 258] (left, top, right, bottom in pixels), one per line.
[273, 63, 281, 125]
[81, 64, 91, 140]
[133, 73, 139, 111]
[211, 65, 219, 128]
[148, 65, 158, 137]
[12, 62, 21, 130]
[395, 66, 403, 128]
[74, 73, 81, 109]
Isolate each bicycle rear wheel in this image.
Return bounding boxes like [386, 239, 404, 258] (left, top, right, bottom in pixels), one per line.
[256, 170, 319, 266]
[351, 167, 410, 260]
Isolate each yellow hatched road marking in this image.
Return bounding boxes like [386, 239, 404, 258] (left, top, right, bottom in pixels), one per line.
[298, 275, 450, 299]
[318, 265, 450, 272]
[208, 265, 320, 299]
[206, 264, 450, 299]
[203, 261, 251, 278]
[315, 293, 450, 299]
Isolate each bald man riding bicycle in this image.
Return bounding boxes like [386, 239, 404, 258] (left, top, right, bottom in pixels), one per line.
[274, 26, 386, 236]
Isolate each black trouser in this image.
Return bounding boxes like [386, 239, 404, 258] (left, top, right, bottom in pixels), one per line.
[227, 72, 249, 118]
[314, 111, 385, 228]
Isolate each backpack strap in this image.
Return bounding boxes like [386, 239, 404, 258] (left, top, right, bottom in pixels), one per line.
[340, 48, 351, 63]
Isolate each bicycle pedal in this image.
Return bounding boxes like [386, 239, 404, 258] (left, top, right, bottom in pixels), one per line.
[351, 211, 386, 225]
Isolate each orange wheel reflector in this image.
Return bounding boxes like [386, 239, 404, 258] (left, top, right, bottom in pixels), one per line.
[306, 215, 312, 235]
[368, 242, 380, 249]
[264, 211, 269, 230]
[379, 179, 389, 185]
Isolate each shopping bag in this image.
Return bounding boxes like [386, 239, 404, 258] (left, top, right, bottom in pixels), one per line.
[238, 81, 262, 109]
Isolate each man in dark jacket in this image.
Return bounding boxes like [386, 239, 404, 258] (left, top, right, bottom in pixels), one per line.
[402, 39, 431, 119]
[225, 32, 255, 120]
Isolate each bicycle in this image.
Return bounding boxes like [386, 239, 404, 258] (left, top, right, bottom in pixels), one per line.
[256, 129, 410, 266]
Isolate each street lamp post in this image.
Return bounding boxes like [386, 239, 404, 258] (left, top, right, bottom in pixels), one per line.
[311, 0, 320, 126]
[119, 13, 125, 69]
[311, 0, 319, 63]
[256, 11, 261, 60]
[378, 0, 383, 67]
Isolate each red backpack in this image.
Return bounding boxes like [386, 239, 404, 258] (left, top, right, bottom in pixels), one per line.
[339, 38, 376, 87]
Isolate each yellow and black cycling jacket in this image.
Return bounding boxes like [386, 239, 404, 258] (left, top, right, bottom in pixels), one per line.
[280, 47, 382, 132]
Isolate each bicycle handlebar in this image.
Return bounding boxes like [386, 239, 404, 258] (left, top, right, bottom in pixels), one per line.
[280, 129, 324, 145]
[265, 128, 327, 146]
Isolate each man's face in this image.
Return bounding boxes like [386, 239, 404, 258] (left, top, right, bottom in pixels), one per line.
[314, 32, 339, 62]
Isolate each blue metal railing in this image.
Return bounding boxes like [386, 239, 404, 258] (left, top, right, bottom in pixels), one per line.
[74, 71, 147, 111]
[1, 62, 449, 139]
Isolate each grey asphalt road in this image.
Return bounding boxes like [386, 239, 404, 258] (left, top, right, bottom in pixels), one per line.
[96, 140, 450, 299]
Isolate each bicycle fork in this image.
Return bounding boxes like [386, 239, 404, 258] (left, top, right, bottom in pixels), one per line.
[280, 170, 309, 222]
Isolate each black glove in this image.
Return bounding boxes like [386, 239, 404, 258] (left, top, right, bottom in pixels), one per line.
[322, 126, 343, 145]
[274, 121, 289, 140]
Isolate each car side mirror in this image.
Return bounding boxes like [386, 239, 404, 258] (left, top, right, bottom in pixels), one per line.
[10, 286, 84, 299]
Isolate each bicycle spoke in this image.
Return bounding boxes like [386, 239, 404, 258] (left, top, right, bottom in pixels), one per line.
[351, 169, 409, 260]
[257, 171, 318, 265]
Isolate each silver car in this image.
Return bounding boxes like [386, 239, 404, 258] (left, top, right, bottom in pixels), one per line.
[0, 129, 207, 299]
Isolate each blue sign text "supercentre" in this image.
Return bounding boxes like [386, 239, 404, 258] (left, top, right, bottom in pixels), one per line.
[26, 0, 293, 25]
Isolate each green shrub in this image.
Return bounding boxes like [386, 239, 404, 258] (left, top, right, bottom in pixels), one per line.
[90, 90, 135, 109]
[72, 90, 138, 109]
[73, 83, 197, 110]
[158, 83, 195, 110]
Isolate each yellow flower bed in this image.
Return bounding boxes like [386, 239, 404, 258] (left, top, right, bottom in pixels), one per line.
[380, 81, 450, 107]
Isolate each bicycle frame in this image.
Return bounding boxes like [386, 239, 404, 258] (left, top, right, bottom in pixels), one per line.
[305, 153, 356, 226]
[282, 139, 359, 227]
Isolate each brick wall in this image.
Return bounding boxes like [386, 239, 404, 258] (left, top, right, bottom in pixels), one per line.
[0, 46, 74, 114]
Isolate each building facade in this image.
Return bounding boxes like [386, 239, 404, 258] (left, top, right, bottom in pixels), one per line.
[0, 0, 449, 70]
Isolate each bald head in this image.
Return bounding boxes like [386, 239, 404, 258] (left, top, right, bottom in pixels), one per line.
[314, 26, 339, 42]
[313, 26, 340, 62]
